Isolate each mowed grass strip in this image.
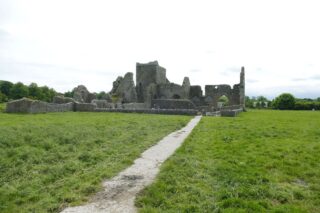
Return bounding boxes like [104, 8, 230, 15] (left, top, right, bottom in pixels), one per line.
[136, 110, 320, 213]
[0, 111, 191, 212]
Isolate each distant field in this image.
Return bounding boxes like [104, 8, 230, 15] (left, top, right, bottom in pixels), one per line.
[0, 110, 191, 212]
[136, 110, 320, 212]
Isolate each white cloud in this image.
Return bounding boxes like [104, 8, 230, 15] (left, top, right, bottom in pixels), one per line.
[0, 0, 319, 98]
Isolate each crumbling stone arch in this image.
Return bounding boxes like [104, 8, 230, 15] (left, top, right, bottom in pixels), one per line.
[204, 85, 234, 107]
[217, 95, 230, 108]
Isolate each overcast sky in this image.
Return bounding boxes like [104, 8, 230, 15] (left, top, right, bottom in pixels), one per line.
[0, 0, 319, 99]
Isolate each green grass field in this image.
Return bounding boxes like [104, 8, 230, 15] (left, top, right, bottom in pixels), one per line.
[136, 110, 320, 212]
[0, 110, 191, 212]
[0, 103, 5, 112]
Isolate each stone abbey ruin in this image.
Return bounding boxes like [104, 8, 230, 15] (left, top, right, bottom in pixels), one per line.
[6, 61, 245, 116]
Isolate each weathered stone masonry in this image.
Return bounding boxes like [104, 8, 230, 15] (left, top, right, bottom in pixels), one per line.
[6, 61, 245, 116]
[133, 61, 245, 111]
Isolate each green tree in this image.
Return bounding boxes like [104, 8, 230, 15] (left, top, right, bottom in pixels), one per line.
[273, 93, 296, 110]
[97, 91, 107, 100]
[64, 90, 74, 98]
[256, 96, 269, 108]
[39, 86, 56, 102]
[257, 96, 268, 102]
[49, 88, 56, 101]
[250, 96, 257, 108]
[256, 101, 262, 108]
[0, 91, 8, 103]
[218, 95, 229, 106]
[245, 96, 254, 108]
[9, 82, 29, 99]
[0, 80, 13, 97]
[28, 83, 43, 99]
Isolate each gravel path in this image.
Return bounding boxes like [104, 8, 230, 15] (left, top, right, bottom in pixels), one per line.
[61, 116, 202, 213]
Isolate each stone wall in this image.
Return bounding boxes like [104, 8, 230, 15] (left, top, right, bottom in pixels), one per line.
[189, 85, 205, 107]
[204, 84, 246, 108]
[231, 84, 241, 106]
[189, 85, 203, 99]
[6, 98, 34, 113]
[5, 98, 243, 116]
[95, 108, 198, 116]
[221, 108, 243, 117]
[110, 76, 123, 94]
[203, 67, 246, 108]
[205, 84, 233, 107]
[74, 103, 97, 112]
[122, 103, 147, 109]
[6, 98, 74, 113]
[91, 100, 113, 108]
[29, 100, 50, 113]
[53, 96, 75, 104]
[73, 85, 96, 103]
[135, 61, 245, 110]
[151, 99, 196, 109]
[136, 61, 166, 102]
[5, 63, 245, 116]
[221, 105, 244, 110]
[111, 72, 137, 103]
[156, 83, 186, 99]
[47, 103, 74, 112]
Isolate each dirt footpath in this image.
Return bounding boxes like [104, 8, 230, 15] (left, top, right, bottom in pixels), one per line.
[61, 116, 202, 213]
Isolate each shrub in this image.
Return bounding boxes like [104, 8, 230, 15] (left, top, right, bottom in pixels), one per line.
[273, 93, 295, 110]
[0, 103, 5, 112]
[294, 101, 320, 110]
[0, 81, 13, 96]
[9, 82, 29, 99]
[0, 92, 8, 103]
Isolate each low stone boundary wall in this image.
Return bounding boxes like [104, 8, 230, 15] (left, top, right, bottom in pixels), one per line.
[151, 99, 196, 109]
[74, 103, 96, 112]
[95, 108, 198, 115]
[221, 105, 244, 110]
[205, 111, 221, 116]
[47, 103, 74, 112]
[6, 98, 74, 113]
[6, 98, 35, 113]
[6, 98, 243, 116]
[53, 96, 75, 104]
[221, 108, 243, 117]
[91, 100, 114, 109]
[122, 103, 147, 109]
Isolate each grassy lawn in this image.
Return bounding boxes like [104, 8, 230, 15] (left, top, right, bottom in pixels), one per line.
[136, 110, 320, 212]
[0, 103, 6, 112]
[0, 110, 191, 212]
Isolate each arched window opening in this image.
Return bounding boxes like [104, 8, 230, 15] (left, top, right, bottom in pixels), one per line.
[217, 95, 229, 108]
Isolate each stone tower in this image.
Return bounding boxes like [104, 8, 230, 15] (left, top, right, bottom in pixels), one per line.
[240, 66, 245, 107]
[136, 61, 167, 103]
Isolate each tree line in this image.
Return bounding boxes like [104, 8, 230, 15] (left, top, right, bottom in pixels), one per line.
[0, 80, 57, 103]
[1, 80, 319, 110]
[0, 80, 110, 103]
[246, 93, 320, 110]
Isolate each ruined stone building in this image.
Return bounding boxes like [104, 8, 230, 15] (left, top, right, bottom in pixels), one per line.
[109, 61, 245, 110]
[6, 61, 245, 116]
